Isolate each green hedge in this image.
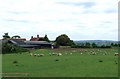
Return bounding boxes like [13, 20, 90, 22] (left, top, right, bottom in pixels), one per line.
[71, 45, 111, 48]
[2, 43, 29, 54]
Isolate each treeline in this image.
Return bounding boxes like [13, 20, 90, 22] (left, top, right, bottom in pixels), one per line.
[71, 42, 119, 48]
[71, 45, 111, 48]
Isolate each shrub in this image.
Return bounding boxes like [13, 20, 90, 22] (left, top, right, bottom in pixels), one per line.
[99, 60, 103, 62]
[55, 59, 59, 61]
[100, 45, 111, 48]
[13, 60, 18, 64]
[2, 43, 29, 54]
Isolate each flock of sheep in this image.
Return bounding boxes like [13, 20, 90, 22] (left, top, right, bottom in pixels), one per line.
[30, 52, 73, 57]
[29, 51, 119, 57]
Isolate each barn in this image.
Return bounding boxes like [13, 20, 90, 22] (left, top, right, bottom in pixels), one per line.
[8, 40, 54, 49]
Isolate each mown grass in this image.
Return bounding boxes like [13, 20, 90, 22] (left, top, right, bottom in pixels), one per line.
[2, 48, 118, 77]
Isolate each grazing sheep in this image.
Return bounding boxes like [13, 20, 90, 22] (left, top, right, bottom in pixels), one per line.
[40, 54, 44, 56]
[103, 53, 105, 56]
[90, 51, 93, 53]
[52, 53, 55, 55]
[92, 52, 96, 55]
[49, 53, 52, 56]
[30, 53, 33, 56]
[70, 53, 72, 55]
[114, 53, 119, 56]
[57, 53, 62, 56]
[34, 54, 37, 56]
[104, 53, 107, 55]
[81, 53, 83, 55]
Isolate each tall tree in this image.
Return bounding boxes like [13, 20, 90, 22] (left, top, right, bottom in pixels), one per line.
[43, 35, 50, 42]
[55, 34, 74, 46]
[92, 43, 97, 48]
[85, 42, 91, 48]
[3, 33, 10, 39]
[111, 43, 114, 46]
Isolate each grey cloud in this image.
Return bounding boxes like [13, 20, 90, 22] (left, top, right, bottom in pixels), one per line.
[5, 19, 30, 23]
[103, 21, 112, 23]
[72, 11, 96, 15]
[9, 11, 29, 15]
[56, 2, 96, 8]
[4, 19, 40, 24]
[105, 9, 117, 13]
[75, 25, 86, 28]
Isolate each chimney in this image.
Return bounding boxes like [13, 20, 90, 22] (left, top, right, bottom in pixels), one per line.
[31, 36, 33, 39]
[37, 35, 39, 38]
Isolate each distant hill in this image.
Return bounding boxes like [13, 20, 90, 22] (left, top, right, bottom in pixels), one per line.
[73, 40, 118, 46]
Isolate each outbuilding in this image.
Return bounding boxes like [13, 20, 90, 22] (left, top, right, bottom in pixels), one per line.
[8, 40, 54, 49]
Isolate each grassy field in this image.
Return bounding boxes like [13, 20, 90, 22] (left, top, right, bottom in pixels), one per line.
[2, 48, 118, 77]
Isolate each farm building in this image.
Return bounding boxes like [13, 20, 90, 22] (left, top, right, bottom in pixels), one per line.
[3, 40, 55, 49]
[2, 34, 55, 49]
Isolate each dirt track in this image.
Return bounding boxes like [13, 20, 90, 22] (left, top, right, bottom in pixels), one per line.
[50, 48, 96, 52]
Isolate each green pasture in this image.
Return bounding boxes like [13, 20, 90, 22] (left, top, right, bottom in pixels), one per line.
[2, 48, 118, 77]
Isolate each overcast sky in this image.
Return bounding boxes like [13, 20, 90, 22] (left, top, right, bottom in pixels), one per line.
[0, 0, 118, 41]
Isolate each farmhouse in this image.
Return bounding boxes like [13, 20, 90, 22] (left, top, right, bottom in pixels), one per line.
[30, 35, 44, 41]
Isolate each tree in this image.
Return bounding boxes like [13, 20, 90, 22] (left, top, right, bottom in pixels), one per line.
[55, 34, 73, 46]
[43, 35, 50, 42]
[101, 45, 105, 48]
[114, 43, 118, 46]
[85, 42, 91, 48]
[111, 43, 114, 46]
[70, 40, 76, 45]
[3, 33, 10, 39]
[12, 35, 21, 39]
[92, 43, 97, 48]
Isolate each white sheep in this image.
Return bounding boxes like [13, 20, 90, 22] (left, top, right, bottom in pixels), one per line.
[40, 54, 44, 56]
[49, 53, 52, 56]
[114, 53, 119, 56]
[57, 53, 62, 56]
[34, 54, 37, 56]
[92, 52, 96, 55]
[70, 53, 72, 55]
[104, 52, 107, 55]
[30, 53, 33, 56]
[52, 53, 55, 55]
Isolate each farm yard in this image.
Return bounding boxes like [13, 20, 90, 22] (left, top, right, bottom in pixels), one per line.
[2, 48, 118, 77]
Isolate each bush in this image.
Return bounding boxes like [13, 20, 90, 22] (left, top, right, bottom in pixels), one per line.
[71, 45, 91, 48]
[100, 45, 111, 48]
[99, 60, 103, 62]
[13, 60, 18, 64]
[2, 43, 29, 54]
[71, 43, 111, 48]
[55, 59, 59, 61]
[105, 46, 111, 48]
